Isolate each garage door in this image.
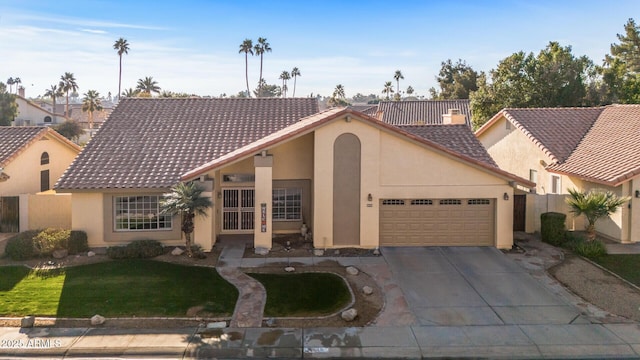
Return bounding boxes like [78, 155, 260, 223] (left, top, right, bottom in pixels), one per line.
[380, 198, 495, 246]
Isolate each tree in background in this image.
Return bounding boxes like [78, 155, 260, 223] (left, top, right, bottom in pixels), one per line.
[253, 79, 281, 98]
[291, 67, 301, 97]
[59, 72, 79, 118]
[406, 86, 415, 96]
[382, 81, 394, 100]
[44, 84, 63, 116]
[122, 88, 140, 98]
[136, 76, 161, 95]
[279, 70, 290, 97]
[327, 84, 350, 107]
[12, 78, 21, 94]
[81, 90, 103, 130]
[53, 120, 84, 142]
[254, 37, 271, 97]
[0, 82, 18, 126]
[238, 39, 254, 98]
[601, 18, 640, 104]
[430, 59, 480, 99]
[113, 38, 130, 101]
[393, 70, 404, 101]
[6, 78, 14, 94]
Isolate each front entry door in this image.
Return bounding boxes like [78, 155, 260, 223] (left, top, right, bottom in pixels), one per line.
[222, 188, 255, 231]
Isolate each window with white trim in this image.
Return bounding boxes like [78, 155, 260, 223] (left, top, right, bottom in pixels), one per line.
[551, 175, 561, 194]
[114, 196, 172, 231]
[272, 188, 302, 221]
[529, 169, 538, 183]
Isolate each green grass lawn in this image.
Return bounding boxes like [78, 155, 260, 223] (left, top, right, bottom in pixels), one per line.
[0, 260, 238, 317]
[249, 272, 351, 317]
[593, 254, 640, 287]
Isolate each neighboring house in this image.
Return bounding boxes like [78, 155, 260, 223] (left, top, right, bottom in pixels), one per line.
[370, 100, 472, 127]
[69, 102, 114, 130]
[476, 105, 640, 243]
[55, 98, 532, 251]
[0, 127, 81, 232]
[14, 95, 66, 126]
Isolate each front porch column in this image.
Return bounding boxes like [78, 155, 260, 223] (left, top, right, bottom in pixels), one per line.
[254, 154, 273, 250]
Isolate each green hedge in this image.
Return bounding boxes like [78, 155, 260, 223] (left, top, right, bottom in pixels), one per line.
[4, 229, 89, 260]
[541, 212, 566, 246]
[107, 240, 164, 259]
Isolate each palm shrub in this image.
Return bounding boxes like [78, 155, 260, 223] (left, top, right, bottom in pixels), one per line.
[160, 182, 212, 257]
[566, 188, 630, 241]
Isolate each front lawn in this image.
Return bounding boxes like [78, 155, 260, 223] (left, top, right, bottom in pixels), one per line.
[249, 272, 351, 317]
[0, 260, 238, 317]
[593, 254, 640, 287]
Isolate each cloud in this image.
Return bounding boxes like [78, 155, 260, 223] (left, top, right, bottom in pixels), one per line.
[80, 28, 108, 34]
[14, 13, 167, 31]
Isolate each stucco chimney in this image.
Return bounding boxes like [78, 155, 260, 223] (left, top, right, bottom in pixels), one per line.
[18, 86, 25, 98]
[442, 109, 466, 125]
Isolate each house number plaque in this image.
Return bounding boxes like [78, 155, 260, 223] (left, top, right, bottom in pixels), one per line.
[261, 203, 267, 232]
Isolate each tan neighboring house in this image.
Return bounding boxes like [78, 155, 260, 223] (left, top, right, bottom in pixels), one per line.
[55, 98, 532, 251]
[0, 127, 81, 232]
[14, 95, 66, 126]
[476, 105, 640, 243]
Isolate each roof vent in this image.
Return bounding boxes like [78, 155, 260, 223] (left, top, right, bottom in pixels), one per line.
[442, 109, 466, 125]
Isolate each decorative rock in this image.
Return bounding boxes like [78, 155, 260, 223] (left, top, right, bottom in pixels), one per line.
[254, 247, 269, 256]
[346, 266, 359, 275]
[341, 308, 358, 322]
[313, 249, 324, 256]
[373, 248, 381, 256]
[87, 251, 96, 257]
[206, 321, 227, 329]
[52, 249, 68, 259]
[265, 318, 276, 327]
[362, 286, 374, 295]
[284, 266, 295, 272]
[90, 314, 106, 326]
[171, 247, 184, 256]
[334, 249, 340, 255]
[21, 316, 35, 328]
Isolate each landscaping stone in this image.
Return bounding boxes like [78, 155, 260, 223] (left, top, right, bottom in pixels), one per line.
[313, 249, 324, 256]
[206, 321, 227, 329]
[171, 247, 184, 256]
[334, 249, 340, 255]
[265, 318, 276, 327]
[373, 248, 381, 256]
[362, 286, 374, 295]
[346, 266, 359, 275]
[90, 315, 105, 326]
[21, 316, 35, 328]
[255, 247, 269, 256]
[341, 308, 358, 322]
[284, 266, 295, 272]
[87, 251, 96, 257]
[52, 249, 68, 259]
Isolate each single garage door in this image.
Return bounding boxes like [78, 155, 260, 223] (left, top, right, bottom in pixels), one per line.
[380, 198, 495, 246]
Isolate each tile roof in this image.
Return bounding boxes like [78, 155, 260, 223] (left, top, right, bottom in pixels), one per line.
[399, 125, 498, 167]
[0, 127, 47, 167]
[55, 98, 319, 190]
[546, 105, 640, 185]
[373, 100, 472, 126]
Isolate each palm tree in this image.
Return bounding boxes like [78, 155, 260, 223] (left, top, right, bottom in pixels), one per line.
[6, 78, 14, 94]
[393, 70, 404, 100]
[238, 39, 254, 98]
[113, 38, 130, 101]
[253, 37, 271, 97]
[406, 86, 415, 96]
[136, 76, 161, 95]
[279, 71, 290, 97]
[13, 77, 21, 94]
[59, 72, 79, 118]
[291, 67, 301, 97]
[160, 182, 213, 257]
[44, 84, 62, 116]
[122, 88, 139, 98]
[566, 188, 630, 241]
[81, 90, 103, 130]
[333, 84, 346, 99]
[382, 81, 394, 100]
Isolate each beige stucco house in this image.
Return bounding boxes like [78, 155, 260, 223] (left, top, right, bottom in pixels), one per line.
[476, 105, 640, 243]
[14, 95, 66, 127]
[56, 98, 532, 251]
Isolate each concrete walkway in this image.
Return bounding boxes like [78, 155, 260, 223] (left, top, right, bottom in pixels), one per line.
[606, 242, 640, 254]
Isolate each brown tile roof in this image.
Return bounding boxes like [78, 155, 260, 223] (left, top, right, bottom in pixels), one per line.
[477, 107, 604, 163]
[0, 127, 79, 168]
[399, 125, 498, 167]
[374, 100, 472, 126]
[55, 98, 319, 190]
[546, 105, 640, 186]
[182, 109, 533, 189]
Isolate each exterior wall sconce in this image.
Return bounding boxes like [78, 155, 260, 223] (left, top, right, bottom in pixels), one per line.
[503, 192, 509, 201]
[636, 190, 640, 198]
[367, 193, 373, 202]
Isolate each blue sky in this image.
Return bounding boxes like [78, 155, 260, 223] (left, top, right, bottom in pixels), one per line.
[1, 0, 639, 99]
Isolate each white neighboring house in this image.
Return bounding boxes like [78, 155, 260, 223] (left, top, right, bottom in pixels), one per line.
[14, 95, 66, 127]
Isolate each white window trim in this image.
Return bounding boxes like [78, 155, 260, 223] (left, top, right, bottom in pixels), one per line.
[272, 187, 302, 221]
[114, 195, 172, 232]
[550, 175, 562, 194]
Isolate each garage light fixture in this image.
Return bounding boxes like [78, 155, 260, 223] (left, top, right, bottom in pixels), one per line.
[503, 192, 509, 201]
[367, 193, 373, 202]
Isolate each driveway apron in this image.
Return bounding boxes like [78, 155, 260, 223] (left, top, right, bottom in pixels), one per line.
[381, 246, 581, 326]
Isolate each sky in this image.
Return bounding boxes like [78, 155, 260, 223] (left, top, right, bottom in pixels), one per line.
[1, 0, 639, 100]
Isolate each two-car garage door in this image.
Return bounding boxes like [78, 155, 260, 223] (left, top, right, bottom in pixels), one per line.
[380, 198, 495, 246]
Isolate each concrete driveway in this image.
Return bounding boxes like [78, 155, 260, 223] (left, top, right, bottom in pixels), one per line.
[381, 246, 582, 326]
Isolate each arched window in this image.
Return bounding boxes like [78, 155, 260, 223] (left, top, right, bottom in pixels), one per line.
[44, 116, 52, 123]
[41, 152, 49, 165]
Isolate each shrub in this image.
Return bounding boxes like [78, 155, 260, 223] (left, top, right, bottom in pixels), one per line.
[68, 231, 89, 255]
[541, 212, 566, 246]
[5, 231, 38, 260]
[573, 239, 607, 259]
[32, 228, 70, 256]
[107, 240, 164, 259]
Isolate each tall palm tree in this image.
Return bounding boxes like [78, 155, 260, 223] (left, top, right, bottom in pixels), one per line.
[382, 81, 394, 100]
[238, 39, 254, 98]
[136, 76, 161, 95]
[44, 84, 62, 116]
[113, 38, 130, 101]
[393, 70, 404, 100]
[81, 90, 103, 130]
[13, 77, 21, 94]
[122, 88, 139, 98]
[333, 84, 345, 99]
[6, 78, 14, 94]
[291, 67, 301, 97]
[59, 72, 79, 118]
[566, 189, 630, 241]
[279, 70, 290, 97]
[160, 182, 212, 258]
[253, 37, 271, 97]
